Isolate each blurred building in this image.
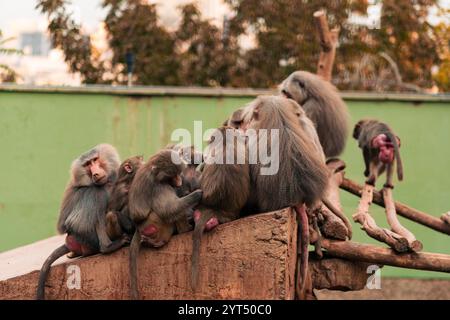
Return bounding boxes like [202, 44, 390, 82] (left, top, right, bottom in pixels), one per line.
[19, 31, 50, 56]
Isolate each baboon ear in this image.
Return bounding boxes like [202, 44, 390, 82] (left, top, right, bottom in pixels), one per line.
[353, 121, 363, 139]
[252, 105, 260, 120]
[155, 170, 168, 182]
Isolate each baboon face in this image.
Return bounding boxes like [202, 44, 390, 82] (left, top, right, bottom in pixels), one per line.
[119, 155, 144, 178]
[73, 144, 120, 187]
[279, 71, 309, 105]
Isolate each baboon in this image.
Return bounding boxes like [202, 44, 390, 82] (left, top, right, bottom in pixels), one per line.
[280, 70, 350, 158]
[191, 126, 250, 290]
[353, 119, 403, 188]
[241, 95, 329, 212]
[167, 143, 203, 233]
[240, 95, 331, 297]
[36, 144, 128, 300]
[128, 149, 202, 299]
[106, 156, 144, 240]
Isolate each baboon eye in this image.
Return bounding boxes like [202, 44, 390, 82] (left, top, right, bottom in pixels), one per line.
[295, 79, 305, 88]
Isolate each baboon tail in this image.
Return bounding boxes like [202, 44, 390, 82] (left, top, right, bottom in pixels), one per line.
[36, 244, 70, 300]
[191, 211, 212, 291]
[386, 131, 403, 181]
[322, 197, 352, 239]
[129, 230, 141, 300]
[294, 204, 309, 300]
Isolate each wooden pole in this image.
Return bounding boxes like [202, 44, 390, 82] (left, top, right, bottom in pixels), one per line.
[314, 11, 339, 81]
[340, 177, 450, 236]
[382, 187, 423, 252]
[321, 238, 450, 273]
[318, 160, 351, 240]
[352, 184, 409, 252]
[441, 212, 450, 224]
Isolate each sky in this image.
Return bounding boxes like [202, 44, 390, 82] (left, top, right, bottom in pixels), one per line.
[0, 0, 229, 36]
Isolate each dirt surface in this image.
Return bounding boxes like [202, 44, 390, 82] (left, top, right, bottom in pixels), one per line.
[316, 278, 450, 300]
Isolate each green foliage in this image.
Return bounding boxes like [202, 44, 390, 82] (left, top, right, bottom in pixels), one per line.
[36, 0, 448, 91]
[0, 30, 22, 83]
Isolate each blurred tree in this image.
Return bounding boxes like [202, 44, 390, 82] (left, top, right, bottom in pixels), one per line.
[224, 0, 370, 88]
[369, 0, 443, 90]
[432, 19, 450, 91]
[37, 0, 179, 85]
[36, 0, 448, 91]
[0, 30, 23, 83]
[175, 3, 239, 86]
[36, 0, 107, 83]
[103, 0, 179, 85]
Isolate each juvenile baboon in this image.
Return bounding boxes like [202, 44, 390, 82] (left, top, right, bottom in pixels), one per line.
[128, 149, 202, 299]
[280, 71, 350, 158]
[353, 119, 403, 188]
[191, 126, 250, 290]
[106, 156, 144, 240]
[36, 144, 128, 300]
[167, 143, 203, 233]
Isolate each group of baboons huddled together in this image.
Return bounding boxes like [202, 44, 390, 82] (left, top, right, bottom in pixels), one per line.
[36, 71, 403, 300]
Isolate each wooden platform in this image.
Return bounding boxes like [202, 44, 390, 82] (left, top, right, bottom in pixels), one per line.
[0, 208, 371, 300]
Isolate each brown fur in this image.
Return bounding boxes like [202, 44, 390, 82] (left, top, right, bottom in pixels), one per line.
[106, 156, 144, 239]
[128, 149, 202, 299]
[241, 95, 329, 212]
[353, 119, 403, 188]
[191, 127, 250, 290]
[280, 71, 350, 158]
[37, 144, 126, 300]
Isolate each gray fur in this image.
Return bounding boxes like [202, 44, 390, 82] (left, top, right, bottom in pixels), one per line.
[279, 71, 350, 158]
[242, 95, 328, 212]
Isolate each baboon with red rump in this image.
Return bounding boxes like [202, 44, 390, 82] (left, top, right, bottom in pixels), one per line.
[353, 119, 403, 188]
[128, 149, 202, 299]
[191, 126, 250, 290]
[36, 144, 128, 300]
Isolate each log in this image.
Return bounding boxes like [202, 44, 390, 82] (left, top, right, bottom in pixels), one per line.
[0, 209, 298, 300]
[340, 177, 450, 236]
[321, 238, 450, 273]
[309, 257, 373, 291]
[382, 188, 423, 252]
[317, 159, 350, 240]
[352, 183, 409, 253]
[314, 10, 339, 81]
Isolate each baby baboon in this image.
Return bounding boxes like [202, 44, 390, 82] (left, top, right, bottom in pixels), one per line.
[353, 119, 403, 188]
[280, 70, 350, 158]
[36, 144, 128, 300]
[167, 143, 203, 233]
[191, 126, 250, 290]
[128, 149, 202, 299]
[106, 156, 144, 240]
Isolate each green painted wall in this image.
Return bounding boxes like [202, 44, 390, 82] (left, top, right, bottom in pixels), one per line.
[0, 90, 449, 279]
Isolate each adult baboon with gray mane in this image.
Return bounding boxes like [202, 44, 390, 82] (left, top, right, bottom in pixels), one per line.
[280, 70, 350, 158]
